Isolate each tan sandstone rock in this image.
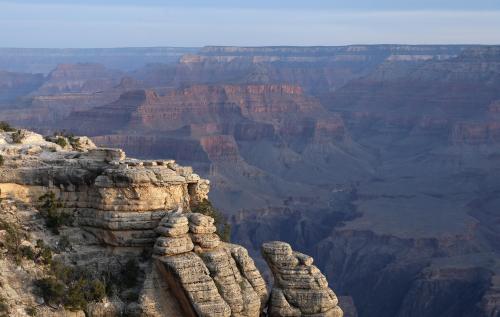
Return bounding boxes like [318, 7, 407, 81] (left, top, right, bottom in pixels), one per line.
[0, 129, 346, 317]
[153, 212, 268, 317]
[262, 241, 343, 317]
[0, 130, 211, 247]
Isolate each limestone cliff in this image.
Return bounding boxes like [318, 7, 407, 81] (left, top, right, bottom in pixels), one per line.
[0, 129, 343, 317]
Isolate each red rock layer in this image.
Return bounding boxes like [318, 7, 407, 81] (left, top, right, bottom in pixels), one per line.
[200, 135, 241, 163]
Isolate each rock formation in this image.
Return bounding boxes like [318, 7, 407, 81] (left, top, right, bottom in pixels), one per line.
[0, 128, 344, 316]
[153, 211, 267, 317]
[0, 129, 210, 247]
[262, 241, 343, 317]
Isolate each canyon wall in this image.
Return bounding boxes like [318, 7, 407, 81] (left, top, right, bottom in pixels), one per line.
[1, 45, 499, 316]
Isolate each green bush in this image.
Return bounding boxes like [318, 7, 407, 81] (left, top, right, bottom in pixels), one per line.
[38, 192, 72, 234]
[0, 121, 15, 132]
[35, 260, 107, 311]
[48, 259, 72, 281]
[65, 279, 87, 311]
[53, 131, 82, 151]
[11, 129, 25, 144]
[0, 154, 4, 167]
[54, 137, 68, 148]
[19, 245, 36, 261]
[35, 277, 66, 306]
[0, 221, 53, 265]
[36, 240, 53, 265]
[0, 219, 24, 264]
[65, 277, 106, 310]
[88, 279, 106, 302]
[68, 136, 82, 151]
[192, 199, 232, 242]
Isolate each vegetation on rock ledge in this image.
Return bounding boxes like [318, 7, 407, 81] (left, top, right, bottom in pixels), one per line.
[51, 131, 83, 151]
[0, 219, 27, 265]
[35, 259, 106, 311]
[38, 192, 72, 234]
[192, 199, 231, 242]
[0, 121, 15, 132]
[54, 137, 68, 148]
[11, 129, 26, 144]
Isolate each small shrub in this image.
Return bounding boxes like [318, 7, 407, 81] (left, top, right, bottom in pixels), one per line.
[36, 240, 53, 265]
[38, 192, 71, 234]
[53, 131, 82, 151]
[25, 306, 37, 316]
[19, 245, 36, 261]
[0, 121, 15, 132]
[48, 259, 71, 281]
[0, 154, 4, 167]
[35, 277, 65, 306]
[11, 129, 26, 144]
[68, 136, 82, 151]
[192, 199, 232, 242]
[65, 277, 106, 311]
[54, 137, 68, 148]
[0, 219, 25, 264]
[88, 279, 106, 302]
[35, 260, 108, 311]
[65, 279, 87, 311]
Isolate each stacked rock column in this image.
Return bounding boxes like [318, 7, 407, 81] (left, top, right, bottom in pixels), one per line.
[262, 241, 343, 317]
[154, 212, 194, 256]
[153, 212, 268, 317]
[187, 213, 221, 251]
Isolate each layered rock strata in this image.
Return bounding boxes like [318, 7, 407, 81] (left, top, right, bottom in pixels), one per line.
[262, 241, 343, 317]
[0, 129, 345, 316]
[0, 129, 210, 246]
[154, 212, 268, 317]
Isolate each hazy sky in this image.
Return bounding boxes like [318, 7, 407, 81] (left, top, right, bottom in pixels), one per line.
[1, 0, 500, 48]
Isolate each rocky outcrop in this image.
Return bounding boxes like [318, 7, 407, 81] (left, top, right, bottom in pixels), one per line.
[262, 241, 343, 317]
[0, 129, 210, 247]
[153, 212, 267, 317]
[0, 128, 345, 317]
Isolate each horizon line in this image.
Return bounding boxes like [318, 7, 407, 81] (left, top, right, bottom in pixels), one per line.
[0, 44, 499, 50]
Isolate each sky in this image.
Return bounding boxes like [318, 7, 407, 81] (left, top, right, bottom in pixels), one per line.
[1, 0, 500, 48]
